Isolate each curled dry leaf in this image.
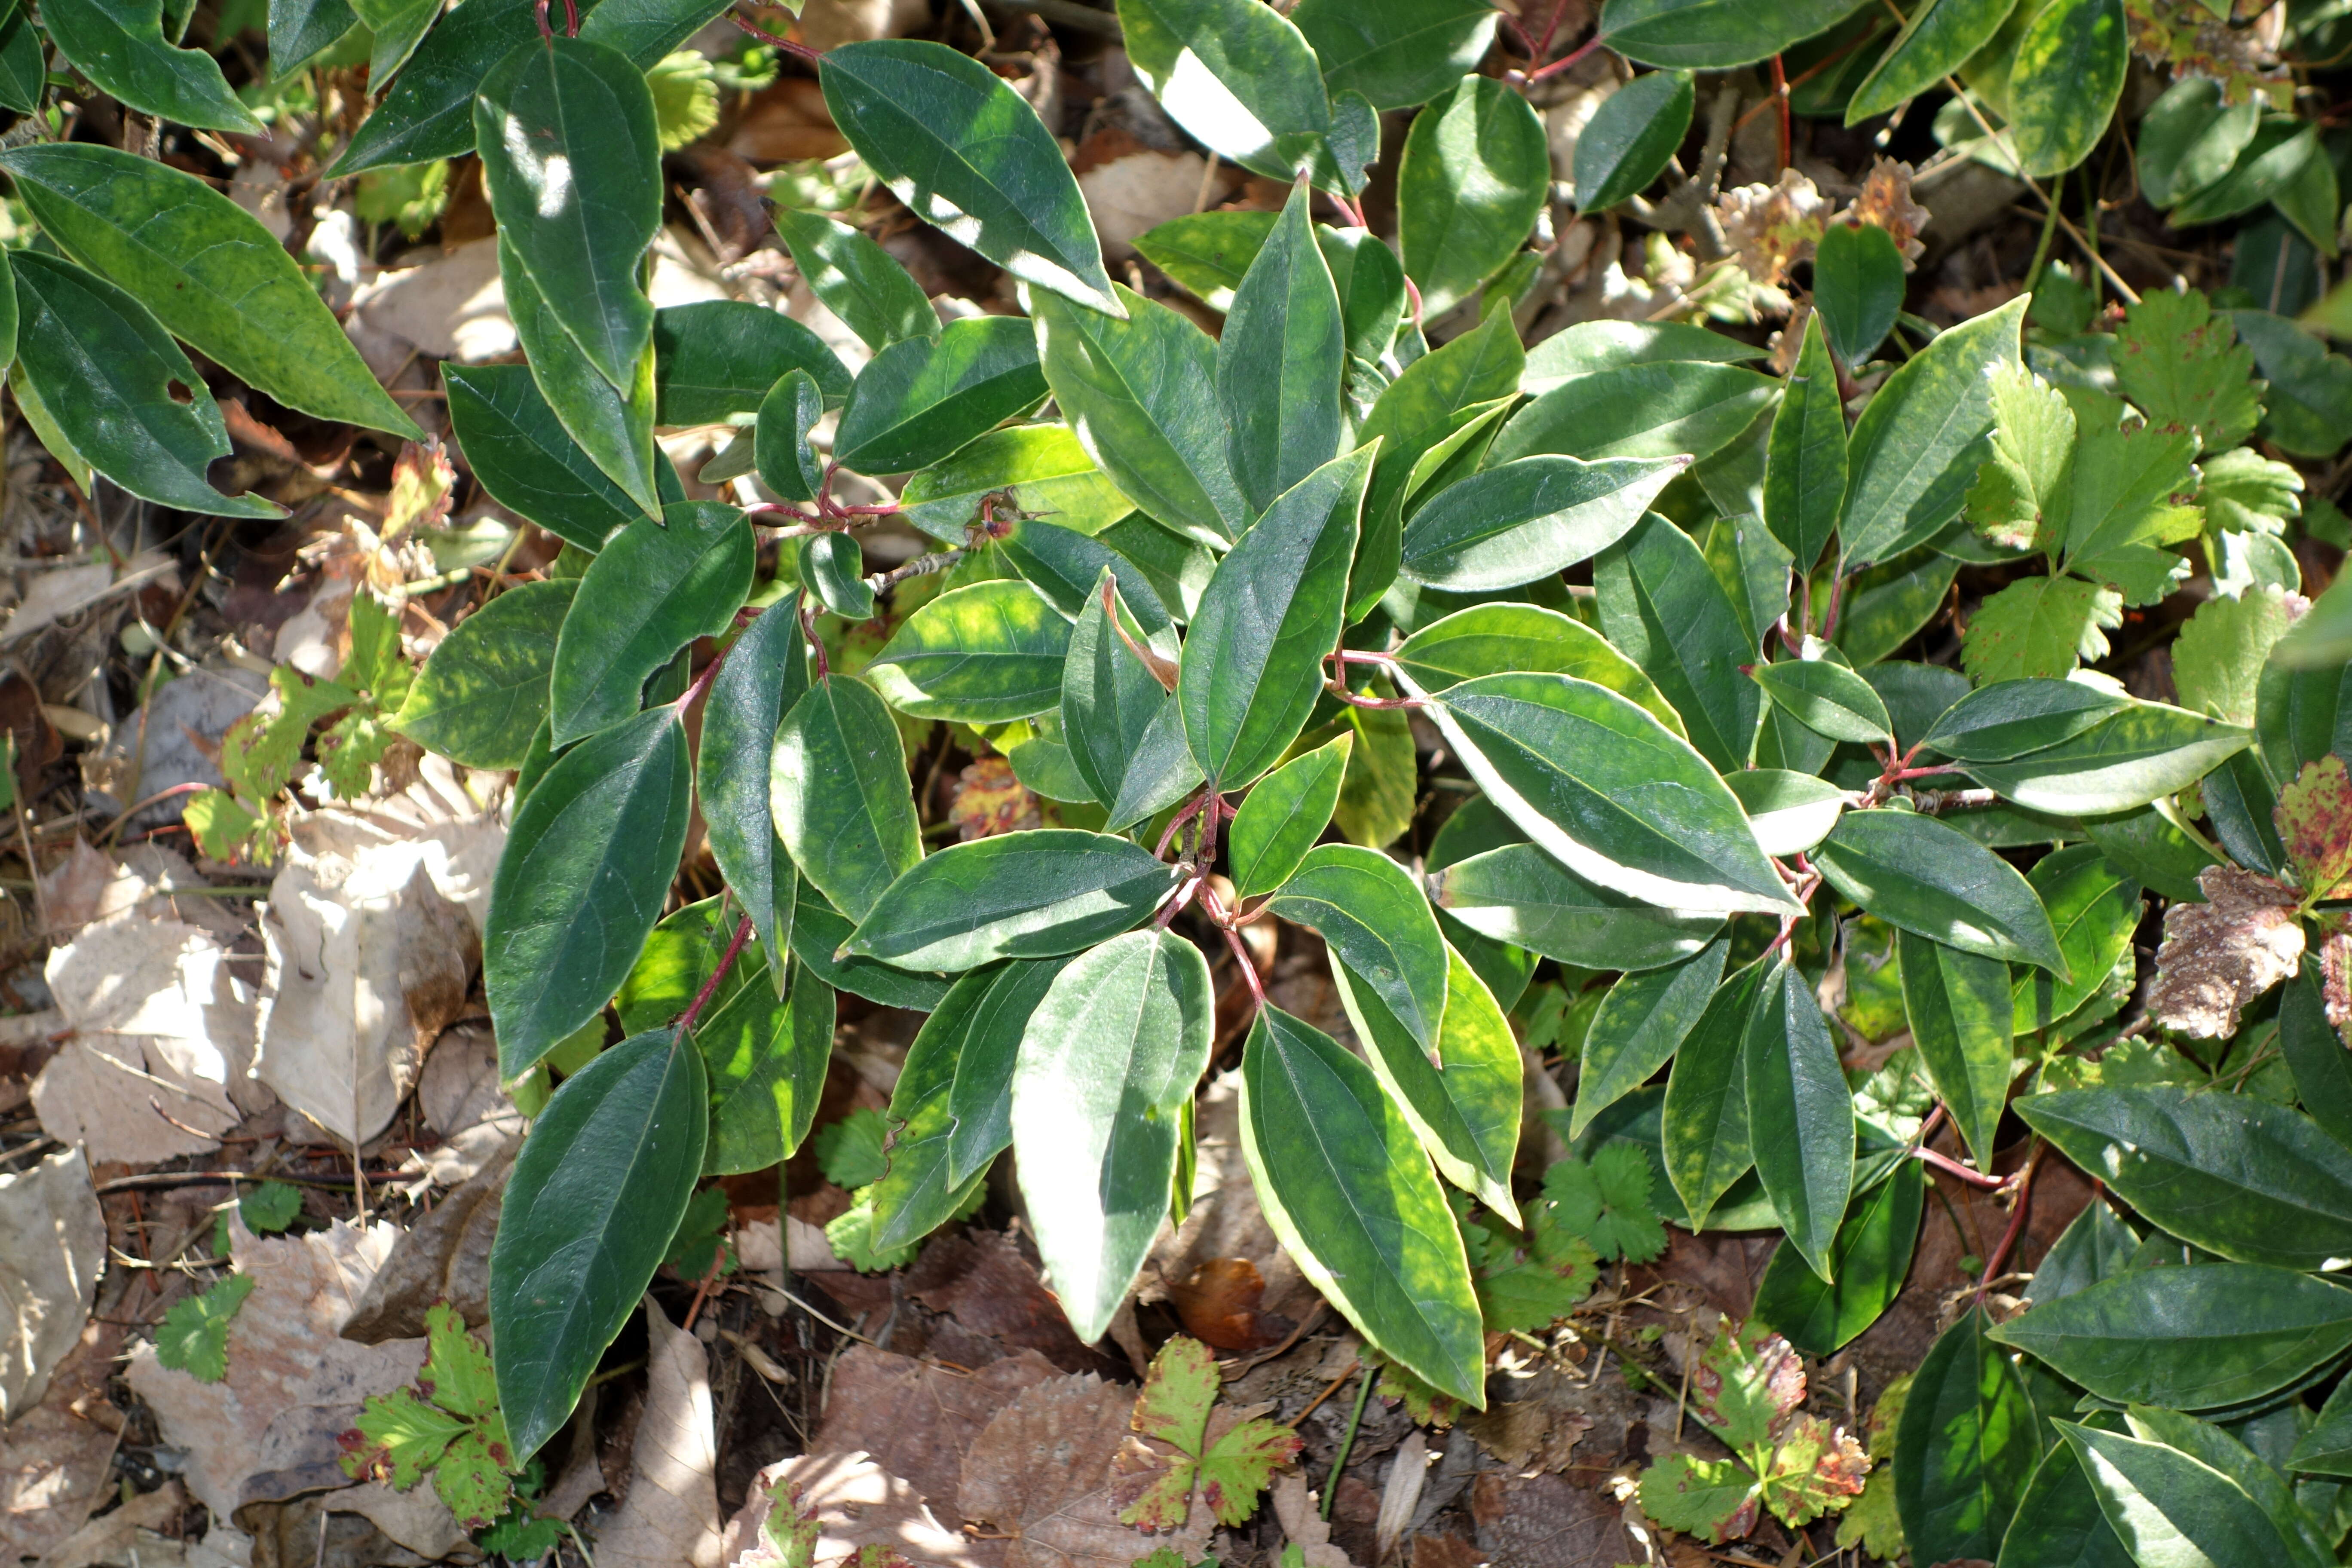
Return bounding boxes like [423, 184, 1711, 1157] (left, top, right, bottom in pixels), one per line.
[1715, 170, 1831, 288]
[0, 1315, 125, 1562]
[33, 1478, 186, 1568]
[722, 1451, 976, 1568]
[398, 1021, 524, 1190]
[595, 1298, 724, 1568]
[341, 1131, 513, 1343]
[0, 1148, 104, 1420]
[2148, 864, 2307, 1038]
[1844, 157, 1929, 266]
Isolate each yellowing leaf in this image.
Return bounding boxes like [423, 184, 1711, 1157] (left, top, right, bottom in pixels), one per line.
[1639, 1453, 1760, 1544]
[1961, 575, 2122, 683]
[2278, 755, 2352, 901]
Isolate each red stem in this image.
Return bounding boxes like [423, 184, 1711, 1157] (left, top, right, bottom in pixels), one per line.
[1770, 54, 1792, 172]
[730, 8, 822, 63]
[1911, 1145, 2008, 1191]
[1976, 1142, 2044, 1301]
[801, 596, 829, 680]
[1528, 32, 1605, 83]
[676, 916, 756, 1036]
[561, 0, 578, 34]
[534, 0, 551, 40]
[1222, 924, 1265, 1017]
[1532, 0, 1572, 58]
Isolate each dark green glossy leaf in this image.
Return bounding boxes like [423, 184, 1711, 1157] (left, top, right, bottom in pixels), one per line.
[796, 533, 874, 622]
[2061, 1421, 2315, 1563]
[45, 0, 264, 131]
[1573, 70, 1694, 210]
[1961, 702, 2251, 815]
[2138, 77, 2263, 210]
[2018, 1087, 2352, 1271]
[900, 426, 1133, 545]
[1813, 220, 1906, 367]
[822, 39, 1116, 314]
[1, 146, 419, 440]
[1920, 677, 2132, 761]
[2122, 1406, 2336, 1568]
[2290, 1375, 2352, 1477]
[1573, 936, 1730, 1138]
[788, 880, 950, 1011]
[1753, 656, 1895, 746]
[835, 315, 1047, 475]
[1599, 0, 1871, 68]
[1427, 842, 1724, 969]
[1810, 808, 2066, 972]
[1493, 362, 1775, 466]
[2023, 1197, 2139, 1307]
[1219, 183, 1344, 516]
[444, 364, 642, 549]
[1228, 734, 1350, 900]
[772, 675, 922, 923]
[2282, 965, 2352, 1152]
[754, 369, 826, 505]
[1841, 295, 2027, 567]
[1834, 546, 1960, 665]
[1848, 0, 2020, 123]
[2255, 657, 2352, 788]
[1240, 1005, 1485, 1406]
[1725, 769, 1845, 854]
[1119, 0, 1331, 182]
[394, 579, 577, 769]
[1743, 959, 1854, 1281]
[2007, 0, 2126, 177]
[271, 0, 357, 72]
[773, 207, 935, 352]
[490, 1027, 704, 1460]
[847, 829, 1177, 971]
[1997, 1439, 2135, 1568]
[1662, 959, 1772, 1227]
[1899, 931, 2012, 1169]
[2013, 844, 2138, 1035]
[7, 251, 279, 519]
[699, 597, 809, 989]
[486, 707, 692, 1075]
[1592, 511, 1760, 772]
[475, 36, 660, 392]
[327, 0, 543, 174]
[499, 230, 661, 518]
[1266, 842, 1449, 1057]
[1012, 930, 1212, 1342]
[1989, 1262, 2352, 1410]
[550, 503, 751, 746]
[1134, 210, 1279, 310]
[652, 300, 851, 423]
[1060, 574, 1196, 830]
[1754, 1158, 1923, 1355]
[573, 0, 733, 64]
[1291, 0, 1498, 110]
[1764, 312, 1848, 570]
[1396, 74, 1549, 318]
[867, 579, 1071, 723]
[0, 10, 42, 117]
[1179, 447, 1370, 788]
[1522, 318, 1765, 392]
[1896, 1305, 2045, 1565]
[1399, 455, 1684, 591]
[1394, 602, 1684, 735]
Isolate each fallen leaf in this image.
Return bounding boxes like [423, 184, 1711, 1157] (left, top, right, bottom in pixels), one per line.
[904, 1229, 1107, 1374]
[383, 440, 457, 541]
[347, 238, 514, 364]
[1469, 1472, 1640, 1568]
[949, 758, 1041, 840]
[595, 1298, 725, 1568]
[0, 1317, 122, 1561]
[1073, 130, 1224, 260]
[1165, 1258, 1288, 1353]
[729, 78, 849, 164]
[2148, 864, 2306, 1038]
[811, 1345, 1062, 1546]
[399, 1020, 523, 1190]
[33, 1479, 185, 1568]
[961, 1372, 1213, 1568]
[342, 1133, 512, 1343]
[78, 661, 269, 831]
[0, 1147, 104, 1420]
[721, 1452, 976, 1568]
[5, 554, 176, 648]
[1269, 1473, 1351, 1568]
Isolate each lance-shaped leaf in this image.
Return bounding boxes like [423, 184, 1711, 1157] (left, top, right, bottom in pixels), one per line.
[44, 0, 266, 132]
[1428, 842, 1724, 970]
[2014, 845, 2140, 1035]
[1989, 1262, 2352, 1410]
[1399, 455, 1684, 591]
[700, 597, 809, 989]
[1599, 0, 1875, 67]
[652, 300, 851, 423]
[1393, 603, 1684, 736]
[1743, 960, 1853, 1282]
[773, 207, 936, 352]
[490, 1028, 704, 1460]
[1522, 319, 1765, 391]
[1291, 0, 1498, 110]
[1752, 656, 1894, 747]
[1662, 958, 1772, 1228]
[1573, 68, 1694, 211]
[1062, 573, 1194, 827]
[1962, 703, 2251, 815]
[1840, 296, 2027, 567]
[475, 36, 661, 392]
[2281, 965, 2352, 1152]
[550, 503, 751, 746]
[1847, 0, 2021, 125]
[1752, 1158, 1923, 1356]
[847, 830, 1177, 971]
[0, 145, 419, 439]
[999, 518, 1174, 631]
[1918, 676, 2130, 760]
[2125, 1407, 2337, 1568]
[1573, 937, 1730, 1138]
[1228, 734, 1350, 900]
[2018, 1086, 2352, 1271]
[822, 39, 1116, 314]
[1239, 1006, 1485, 1406]
[1999, 1429, 2132, 1568]
[1219, 184, 1344, 515]
[395, 579, 577, 770]
[499, 231, 662, 518]
[326, 0, 542, 173]
[270, 0, 357, 74]
[2061, 1421, 2311, 1568]
[2025, 1196, 2140, 1309]
[1893, 1306, 2044, 1566]
[755, 369, 826, 504]
[486, 707, 692, 1075]
[1810, 809, 2066, 972]
[1492, 362, 1776, 466]
[2009, 0, 2128, 178]
[1332, 941, 1522, 1221]
[1396, 74, 1548, 318]
[1593, 511, 1760, 773]
[1179, 447, 1370, 789]
[9, 251, 278, 518]
[1418, 671, 1799, 917]
[772, 676, 922, 924]
[1265, 843, 1449, 1059]
[902, 426, 1133, 545]
[789, 882, 951, 1013]
[1725, 770, 1845, 856]
[444, 364, 640, 550]
[1763, 312, 1847, 569]
[1034, 285, 1246, 548]
[1011, 931, 1212, 1343]
[866, 580, 1071, 723]
[1119, 0, 1332, 182]
[1898, 933, 2012, 1171]
[834, 315, 1047, 475]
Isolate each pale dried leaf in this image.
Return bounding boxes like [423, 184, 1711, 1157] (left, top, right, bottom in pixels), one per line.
[723, 1452, 977, 1568]
[348, 238, 514, 364]
[342, 1133, 512, 1343]
[1716, 170, 1831, 288]
[1270, 1473, 1351, 1568]
[0, 1149, 104, 1422]
[34, 1479, 184, 1568]
[2147, 864, 2306, 1038]
[597, 1298, 724, 1568]
[1844, 156, 1929, 265]
[398, 1022, 522, 1189]
[812, 1345, 1063, 1537]
[960, 1373, 1212, 1568]
[1075, 143, 1222, 260]
[0, 1319, 122, 1562]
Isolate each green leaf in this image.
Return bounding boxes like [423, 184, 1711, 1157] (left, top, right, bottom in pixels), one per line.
[1810, 808, 2066, 973]
[1962, 701, 2251, 815]
[1847, 0, 2021, 124]
[1396, 74, 1549, 318]
[2025, 1196, 2140, 1308]
[1599, 0, 1873, 68]
[1921, 676, 2129, 760]
[1662, 958, 1772, 1228]
[1813, 220, 1906, 367]
[2061, 1421, 2316, 1565]
[1239, 1005, 1485, 1406]
[1895, 1306, 2043, 1564]
[1399, 455, 1685, 592]
[2006, 0, 2127, 176]
[1572, 937, 1730, 1138]
[2231, 308, 2352, 458]
[1764, 314, 1850, 570]
[1011, 930, 1212, 1342]
[1544, 1142, 1668, 1264]
[1999, 1440, 2135, 1568]
[2018, 1086, 2352, 1271]
[1118, 0, 1332, 183]
[835, 315, 1047, 475]
[1219, 184, 1343, 517]
[1835, 547, 1960, 666]
[1427, 668, 1797, 916]
[901, 426, 1133, 544]
[443, 364, 641, 551]
[847, 829, 1176, 971]
[754, 370, 826, 505]
[1573, 69, 1694, 210]
[1393, 602, 1685, 736]
[1229, 734, 1350, 900]
[7, 251, 280, 520]
[271, 0, 358, 72]
[1427, 841, 1725, 969]
[1331, 694, 1417, 850]
[1523, 320, 1766, 392]
[1841, 295, 2027, 567]
[821, 39, 1116, 314]
[1290, 0, 1498, 110]
[1743, 959, 1854, 1282]
[490, 1028, 705, 1459]
[2137, 76, 2261, 210]
[1963, 575, 2122, 684]
[44, 0, 265, 131]
[573, 0, 735, 66]
[772, 208, 934, 352]
[796, 533, 874, 622]
[549, 503, 750, 746]
[1592, 510, 1760, 772]
[2115, 288, 2262, 449]
[865, 580, 1069, 723]
[1966, 364, 2075, 555]
[1266, 842, 1449, 1058]
[2290, 1375, 2352, 1478]
[2122, 1406, 2336, 1568]
[1639, 1453, 1760, 1543]
[700, 597, 808, 989]
[1179, 447, 1369, 788]
[2281, 965, 2352, 1152]
[790, 881, 950, 1012]
[1133, 210, 1278, 311]
[1991, 1262, 2352, 1410]
[1755, 1158, 1924, 1356]
[652, 300, 851, 423]
[327, 0, 539, 173]
[1034, 285, 1247, 548]
[0, 147, 415, 441]
[1898, 932, 2012, 1169]
[1726, 769, 1847, 853]
[156, 1273, 256, 1382]
[475, 36, 660, 392]
[1494, 362, 1776, 466]
[1059, 575, 1196, 830]
[499, 230, 662, 518]
[2013, 844, 2139, 1035]
[394, 579, 574, 769]
[772, 675, 922, 924]
[1754, 655, 1895, 747]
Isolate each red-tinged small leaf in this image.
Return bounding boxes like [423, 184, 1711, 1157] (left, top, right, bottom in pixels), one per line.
[1757, 1413, 1870, 1528]
[761, 1480, 824, 1565]
[340, 1387, 466, 1489]
[1112, 1435, 1197, 1532]
[1196, 1417, 1302, 1526]
[1131, 1334, 1219, 1452]
[420, 1301, 498, 1420]
[434, 1426, 514, 1529]
[386, 436, 458, 536]
[1638, 1453, 1761, 1544]
[1695, 1321, 1806, 1451]
[2279, 755, 2352, 900]
[847, 1547, 915, 1568]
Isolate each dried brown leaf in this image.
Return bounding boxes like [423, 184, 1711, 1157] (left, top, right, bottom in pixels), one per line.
[596, 1298, 724, 1568]
[723, 1452, 977, 1568]
[0, 1148, 104, 1421]
[812, 1345, 1062, 1543]
[949, 758, 1041, 841]
[1715, 170, 1831, 288]
[0, 1318, 121, 1561]
[2147, 865, 2306, 1038]
[1844, 157, 1930, 266]
[960, 1373, 1212, 1568]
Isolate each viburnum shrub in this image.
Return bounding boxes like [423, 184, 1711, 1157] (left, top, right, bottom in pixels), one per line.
[24, 0, 2352, 1557]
